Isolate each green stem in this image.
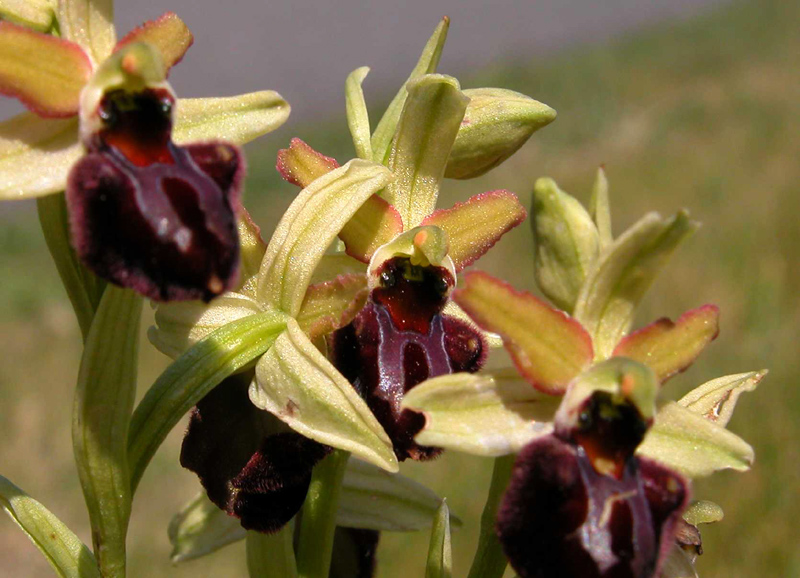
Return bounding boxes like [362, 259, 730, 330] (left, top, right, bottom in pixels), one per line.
[296, 450, 350, 578]
[246, 527, 298, 578]
[467, 455, 515, 578]
[37, 193, 105, 340]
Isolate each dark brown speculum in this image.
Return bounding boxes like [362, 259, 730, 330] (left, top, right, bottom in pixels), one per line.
[332, 257, 486, 461]
[67, 87, 244, 302]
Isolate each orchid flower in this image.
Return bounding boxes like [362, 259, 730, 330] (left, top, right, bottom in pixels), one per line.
[403, 171, 764, 577]
[0, 8, 290, 300]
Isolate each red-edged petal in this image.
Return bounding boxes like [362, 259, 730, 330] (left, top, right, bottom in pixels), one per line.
[0, 22, 91, 117]
[114, 12, 193, 75]
[276, 137, 339, 187]
[421, 190, 526, 271]
[297, 273, 369, 340]
[180, 373, 331, 533]
[613, 305, 720, 383]
[454, 272, 593, 395]
[340, 194, 404, 263]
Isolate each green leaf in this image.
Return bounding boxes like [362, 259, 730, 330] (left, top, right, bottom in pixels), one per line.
[454, 272, 593, 394]
[588, 166, 612, 248]
[402, 371, 557, 456]
[445, 88, 556, 180]
[573, 211, 698, 359]
[251, 319, 398, 472]
[168, 493, 245, 563]
[345, 66, 372, 159]
[425, 500, 452, 578]
[173, 91, 290, 146]
[637, 402, 754, 478]
[127, 311, 288, 492]
[246, 528, 298, 578]
[383, 74, 469, 228]
[0, 112, 81, 200]
[55, 0, 115, 64]
[371, 17, 449, 165]
[0, 0, 55, 32]
[37, 192, 106, 340]
[0, 23, 91, 117]
[73, 286, 141, 578]
[612, 305, 720, 383]
[339, 458, 459, 531]
[531, 177, 600, 312]
[1, 475, 101, 578]
[678, 369, 766, 427]
[149, 292, 263, 359]
[257, 159, 392, 317]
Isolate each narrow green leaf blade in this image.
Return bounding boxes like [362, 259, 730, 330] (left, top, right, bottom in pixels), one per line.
[128, 311, 288, 492]
[678, 369, 767, 427]
[339, 458, 459, 531]
[251, 319, 398, 472]
[371, 17, 449, 164]
[257, 159, 392, 317]
[345, 66, 372, 159]
[402, 371, 557, 456]
[425, 500, 452, 578]
[384, 74, 469, 228]
[637, 402, 754, 478]
[573, 211, 698, 358]
[1, 475, 101, 578]
[73, 285, 141, 578]
[37, 192, 106, 340]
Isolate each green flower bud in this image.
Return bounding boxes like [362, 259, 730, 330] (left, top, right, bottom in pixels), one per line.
[444, 88, 555, 180]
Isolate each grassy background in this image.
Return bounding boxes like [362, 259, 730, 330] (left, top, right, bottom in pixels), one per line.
[2, 0, 799, 575]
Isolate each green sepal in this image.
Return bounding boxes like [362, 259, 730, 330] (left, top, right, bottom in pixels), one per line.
[660, 547, 697, 578]
[637, 402, 754, 478]
[257, 159, 392, 317]
[173, 91, 290, 146]
[37, 192, 106, 340]
[73, 285, 142, 578]
[588, 166, 612, 248]
[168, 492, 246, 563]
[345, 66, 372, 159]
[425, 500, 452, 578]
[127, 311, 289, 492]
[0, 0, 55, 31]
[573, 210, 698, 359]
[445, 88, 555, 180]
[339, 458, 460, 531]
[531, 177, 600, 312]
[251, 319, 398, 472]
[384, 74, 468, 228]
[0, 475, 101, 578]
[56, 0, 115, 64]
[371, 17, 449, 165]
[678, 369, 766, 427]
[402, 371, 557, 457]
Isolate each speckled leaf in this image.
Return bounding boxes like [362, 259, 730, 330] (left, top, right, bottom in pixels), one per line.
[173, 91, 290, 146]
[251, 319, 398, 472]
[1, 476, 101, 578]
[573, 211, 698, 359]
[402, 371, 557, 456]
[638, 402, 754, 478]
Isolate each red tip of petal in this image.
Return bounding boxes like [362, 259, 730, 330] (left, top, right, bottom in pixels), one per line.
[276, 138, 339, 188]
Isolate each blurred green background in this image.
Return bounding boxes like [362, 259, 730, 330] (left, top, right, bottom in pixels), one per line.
[1, 0, 798, 575]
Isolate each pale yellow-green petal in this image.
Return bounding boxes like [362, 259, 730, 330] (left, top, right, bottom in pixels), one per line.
[0, 0, 55, 32]
[56, 0, 115, 64]
[678, 369, 766, 427]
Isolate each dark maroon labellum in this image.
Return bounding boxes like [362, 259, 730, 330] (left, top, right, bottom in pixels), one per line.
[332, 257, 486, 461]
[67, 88, 244, 302]
[496, 392, 689, 578]
[180, 373, 331, 533]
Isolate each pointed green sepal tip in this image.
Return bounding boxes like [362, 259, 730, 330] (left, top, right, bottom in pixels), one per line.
[531, 176, 600, 312]
[556, 358, 659, 433]
[446, 88, 556, 180]
[368, 226, 454, 289]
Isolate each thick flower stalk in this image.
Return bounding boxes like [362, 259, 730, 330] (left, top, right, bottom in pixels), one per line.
[0, 8, 290, 302]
